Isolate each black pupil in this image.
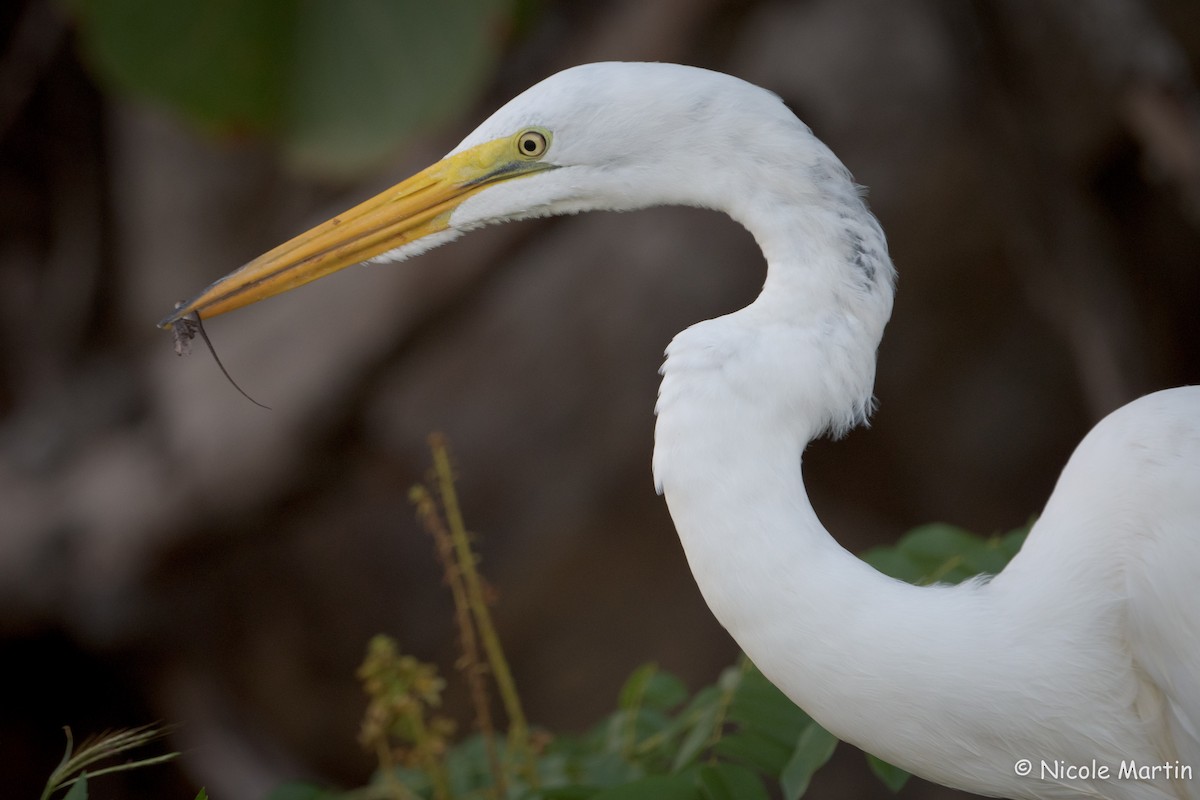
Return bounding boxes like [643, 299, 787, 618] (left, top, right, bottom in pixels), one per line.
[523, 137, 538, 152]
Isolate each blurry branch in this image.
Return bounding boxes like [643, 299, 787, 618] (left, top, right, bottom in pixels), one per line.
[0, 0, 67, 143]
[958, 0, 1187, 416]
[1124, 84, 1200, 221]
[1054, 0, 1200, 221]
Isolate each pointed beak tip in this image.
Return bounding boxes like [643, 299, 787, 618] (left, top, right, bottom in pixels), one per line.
[158, 302, 192, 331]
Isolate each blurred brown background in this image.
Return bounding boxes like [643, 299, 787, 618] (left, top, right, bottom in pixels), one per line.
[2, 1, 1199, 798]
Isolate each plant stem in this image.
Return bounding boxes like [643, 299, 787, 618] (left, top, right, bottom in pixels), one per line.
[428, 433, 538, 787]
[409, 707, 451, 800]
[411, 483, 505, 799]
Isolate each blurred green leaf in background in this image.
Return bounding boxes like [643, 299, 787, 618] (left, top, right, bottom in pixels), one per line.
[66, 0, 516, 175]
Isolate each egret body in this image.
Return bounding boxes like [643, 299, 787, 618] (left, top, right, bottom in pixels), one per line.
[162, 63, 1199, 799]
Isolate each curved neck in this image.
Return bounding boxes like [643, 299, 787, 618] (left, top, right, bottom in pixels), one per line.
[650, 189, 996, 774]
[654, 358, 1007, 775]
[656, 405, 976, 717]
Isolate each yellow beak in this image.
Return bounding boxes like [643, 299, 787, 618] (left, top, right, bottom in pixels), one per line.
[158, 136, 554, 328]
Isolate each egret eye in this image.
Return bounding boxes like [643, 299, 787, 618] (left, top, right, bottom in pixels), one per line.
[517, 130, 548, 158]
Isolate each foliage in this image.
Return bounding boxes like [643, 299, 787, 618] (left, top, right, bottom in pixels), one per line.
[39, 725, 183, 800]
[65, 0, 517, 175]
[861, 522, 1027, 586]
[265, 437, 1031, 800]
[358, 634, 458, 798]
[33, 439, 1029, 799]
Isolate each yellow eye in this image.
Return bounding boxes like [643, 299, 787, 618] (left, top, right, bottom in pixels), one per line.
[516, 129, 549, 158]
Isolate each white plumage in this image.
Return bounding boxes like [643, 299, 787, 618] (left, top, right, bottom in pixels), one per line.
[164, 62, 1199, 799]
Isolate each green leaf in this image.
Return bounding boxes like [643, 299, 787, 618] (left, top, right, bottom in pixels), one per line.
[866, 523, 1031, 586]
[897, 524, 979, 568]
[588, 774, 700, 800]
[283, 1, 510, 174]
[712, 730, 793, 776]
[632, 709, 674, 744]
[194, 791, 209, 800]
[999, 526, 1030, 559]
[446, 734, 501, 795]
[615, 663, 690, 759]
[726, 665, 811, 747]
[958, 538, 1012, 576]
[670, 688, 723, 771]
[67, 0, 292, 132]
[619, 664, 658, 710]
[696, 763, 770, 800]
[715, 663, 744, 694]
[644, 671, 689, 711]
[620, 664, 688, 712]
[779, 724, 838, 800]
[866, 754, 910, 792]
[62, 774, 88, 800]
[859, 547, 924, 583]
[67, 0, 515, 176]
[574, 749, 644, 788]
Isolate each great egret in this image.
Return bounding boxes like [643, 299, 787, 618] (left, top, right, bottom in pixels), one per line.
[161, 62, 1199, 799]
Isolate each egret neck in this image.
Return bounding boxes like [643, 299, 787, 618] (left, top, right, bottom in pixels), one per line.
[649, 150, 1160, 795]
